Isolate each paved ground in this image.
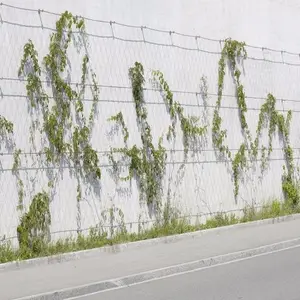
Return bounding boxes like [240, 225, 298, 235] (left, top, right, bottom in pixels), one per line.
[2, 216, 300, 299]
[79, 246, 300, 300]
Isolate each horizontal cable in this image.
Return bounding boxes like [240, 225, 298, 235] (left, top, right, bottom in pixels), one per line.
[2, 77, 300, 104]
[1, 93, 299, 112]
[0, 156, 298, 172]
[1, 11, 300, 65]
[1, 2, 300, 57]
[0, 147, 294, 157]
[0, 20, 221, 55]
[2, 19, 299, 65]
[0, 203, 287, 243]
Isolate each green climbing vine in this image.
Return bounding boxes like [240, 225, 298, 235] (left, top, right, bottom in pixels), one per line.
[152, 70, 177, 141]
[152, 70, 207, 157]
[108, 62, 167, 208]
[232, 143, 247, 197]
[0, 116, 26, 211]
[12, 148, 24, 210]
[212, 38, 298, 201]
[108, 112, 129, 145]
[253, 93, 298, 205]
[101, 205, 127, 238]
[0, 116, 13, 137]
[16, 11, 102, 239]
[0, 117, 24, 210]
[200, 75, 209, 128]
[213, 38, 248, 160]
[19, 12, 101, 181]
[17, 191, 51, 254]
[253, 94, 290, 167]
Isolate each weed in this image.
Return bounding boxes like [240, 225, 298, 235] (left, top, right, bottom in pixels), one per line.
[1, 200, 298, 264]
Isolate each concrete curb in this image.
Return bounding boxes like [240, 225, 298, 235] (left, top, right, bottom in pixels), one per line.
[1, 213, 300, 273]
[13, 237, 300, 300]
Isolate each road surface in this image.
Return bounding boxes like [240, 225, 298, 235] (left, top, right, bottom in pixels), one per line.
[78, 246, 300, 300]
[2, 216, 300, 299]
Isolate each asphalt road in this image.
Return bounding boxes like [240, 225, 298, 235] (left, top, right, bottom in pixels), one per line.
[3, 217, 300, 299]
[77, 246, 300, 300]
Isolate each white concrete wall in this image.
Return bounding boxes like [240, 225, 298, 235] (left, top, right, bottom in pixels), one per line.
[1, 0, 300, 245]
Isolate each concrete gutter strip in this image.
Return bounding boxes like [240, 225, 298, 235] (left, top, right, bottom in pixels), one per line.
[1, 213, 300, 273]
